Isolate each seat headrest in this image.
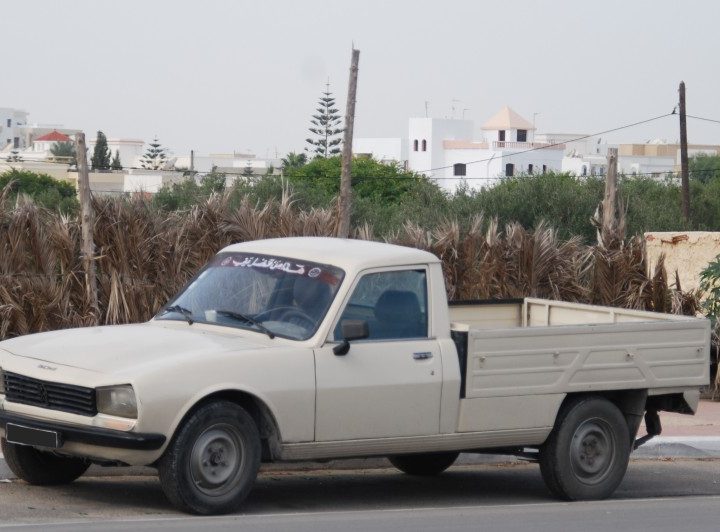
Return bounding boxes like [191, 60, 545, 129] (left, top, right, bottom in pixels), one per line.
[374, 290, 421, 322]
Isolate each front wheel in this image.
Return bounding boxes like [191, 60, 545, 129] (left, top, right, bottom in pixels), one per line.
[389, 452, 459, 476]
[539, 397, 630, 500]
[158, 401, 261, 515]
[1, 438, 89, 485]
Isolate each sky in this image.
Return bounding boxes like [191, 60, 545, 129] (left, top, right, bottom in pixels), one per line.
[3, 0, 720, 158]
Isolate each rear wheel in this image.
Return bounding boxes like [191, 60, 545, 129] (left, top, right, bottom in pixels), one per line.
[158, 401, 261, 515]
[1, 438, 89, 485]
[389, 452, 459, 476]
[539, 397, 630, 500]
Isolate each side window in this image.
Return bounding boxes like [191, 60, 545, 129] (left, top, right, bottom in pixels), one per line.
[335, 270, 428, 341]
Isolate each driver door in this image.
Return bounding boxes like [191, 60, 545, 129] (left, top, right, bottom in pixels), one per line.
[314, 268, 443, 441]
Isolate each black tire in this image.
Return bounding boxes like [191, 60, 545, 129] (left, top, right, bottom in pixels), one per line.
[158, 401, 261, 515]
[539, 396, 630, 501]
[0, 438, 89, 485]
[389, 452, 459, 476]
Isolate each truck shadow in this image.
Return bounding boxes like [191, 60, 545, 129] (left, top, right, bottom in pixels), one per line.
[21, 460, 720, 517]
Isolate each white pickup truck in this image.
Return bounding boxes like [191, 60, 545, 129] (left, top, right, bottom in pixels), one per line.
[0, 237, 711, 514]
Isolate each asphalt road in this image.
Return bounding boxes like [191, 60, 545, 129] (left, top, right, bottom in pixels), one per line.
[1, 460, 720, 531]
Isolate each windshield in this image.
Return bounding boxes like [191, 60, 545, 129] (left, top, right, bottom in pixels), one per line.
[156, 252, 345, 340]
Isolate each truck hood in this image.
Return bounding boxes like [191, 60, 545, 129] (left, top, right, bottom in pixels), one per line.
[0, 323, 269, 375]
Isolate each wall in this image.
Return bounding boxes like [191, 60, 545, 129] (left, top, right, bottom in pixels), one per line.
[645, 232, 720, 292]
[353, 137, 406, 163]
[124, 170, 185, 193]
[66, 171, 124, 194]
[0, 161, 73, 182]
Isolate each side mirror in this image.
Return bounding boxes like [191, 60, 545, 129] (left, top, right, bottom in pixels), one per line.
[333, 319, 369, 356]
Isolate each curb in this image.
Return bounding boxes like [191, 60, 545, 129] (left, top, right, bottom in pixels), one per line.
[2, 438, 720, 480]
[631, 436, 720, 459]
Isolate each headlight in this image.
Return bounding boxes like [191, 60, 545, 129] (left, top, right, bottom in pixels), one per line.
[96, 385, 137, 418]
[0, 367, 5, 395]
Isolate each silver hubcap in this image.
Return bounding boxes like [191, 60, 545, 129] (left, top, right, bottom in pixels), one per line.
[570, 419, 615, 485]
[190, 424, 244, 496]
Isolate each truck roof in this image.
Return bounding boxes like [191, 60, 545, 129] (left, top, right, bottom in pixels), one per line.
[221, 237, 440, 271]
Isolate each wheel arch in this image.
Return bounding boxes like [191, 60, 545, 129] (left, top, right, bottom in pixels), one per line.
[554, 390, 648, 443]
[165, 389, 284, 462]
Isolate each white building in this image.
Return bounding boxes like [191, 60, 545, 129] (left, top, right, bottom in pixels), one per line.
[542, 132, 720, 178]
[355, 106, 566, 192]
[0, 107, 29, 151]
[32, 130, 73, 154]
[86, 137, 145, 169]
[1, 107, 81, 160]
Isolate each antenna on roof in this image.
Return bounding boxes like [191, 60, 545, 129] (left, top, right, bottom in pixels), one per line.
[451, 98, 460, 119]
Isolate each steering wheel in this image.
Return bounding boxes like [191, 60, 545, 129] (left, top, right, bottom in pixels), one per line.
[254, 306, 316, 329]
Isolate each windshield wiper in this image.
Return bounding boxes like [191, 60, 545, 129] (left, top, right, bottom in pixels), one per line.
[162, 305, 194, 325]
[214, 309, 275, 339]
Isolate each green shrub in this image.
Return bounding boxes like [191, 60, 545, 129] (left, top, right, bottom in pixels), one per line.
[0, 169, 78, 214]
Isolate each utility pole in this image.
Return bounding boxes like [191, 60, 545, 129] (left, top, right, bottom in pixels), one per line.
[75, 132, 99, 323]
[679, 81, 690, 223]
[338, 47, 360, 239]
[602, 147, 619, 245]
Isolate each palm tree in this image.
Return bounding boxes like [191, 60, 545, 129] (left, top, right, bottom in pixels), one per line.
[281, 152, 307, 171]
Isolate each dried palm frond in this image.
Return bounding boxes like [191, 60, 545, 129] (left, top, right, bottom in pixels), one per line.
[0, 192, 704, 342]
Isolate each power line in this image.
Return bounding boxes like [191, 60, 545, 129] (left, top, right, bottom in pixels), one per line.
[687, 114, 720, 125]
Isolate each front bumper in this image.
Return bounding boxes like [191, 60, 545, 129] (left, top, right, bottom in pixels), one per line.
[0, 411, 166, 451]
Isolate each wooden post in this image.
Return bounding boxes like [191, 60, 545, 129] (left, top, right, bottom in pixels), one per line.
[679, 81, 690, 223]
[602, 147, 619, 242]
[75, 132, 99, 322]
[338, 48, 360, 239]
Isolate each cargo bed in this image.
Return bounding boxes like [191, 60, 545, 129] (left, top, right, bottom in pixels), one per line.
[449, 298, 710, 434]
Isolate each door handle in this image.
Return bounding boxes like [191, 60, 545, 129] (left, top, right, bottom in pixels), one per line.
[413, 351, 433, 360]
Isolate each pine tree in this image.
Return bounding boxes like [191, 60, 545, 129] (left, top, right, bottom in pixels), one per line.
[111, 149, 122, 170]
[140, 137, 167, 170]
[305, 82, 343, 158]
[242, 160, 254, 177]
[91, 131, 111, 170]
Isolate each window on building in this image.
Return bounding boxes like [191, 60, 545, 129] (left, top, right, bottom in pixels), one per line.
[498, 130, 506, 142]
[582, 166, 587, 176]
[421, 139, 427, 152]
[6, 119, 11, 128]
[413, 139, 418, 152]
[542, 164, 547, 174]
[13, 137, 19, 149]
[453, 163, 467, 176]
[517, 129, 527, 142]
[505, 163, 514, 177]
[528, 164, 533, 174]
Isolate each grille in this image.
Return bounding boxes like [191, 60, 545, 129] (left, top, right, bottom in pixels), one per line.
[3, 371, 97, 417]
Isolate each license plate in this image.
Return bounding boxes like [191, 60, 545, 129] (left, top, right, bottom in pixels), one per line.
[5, 423, 61, 448]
